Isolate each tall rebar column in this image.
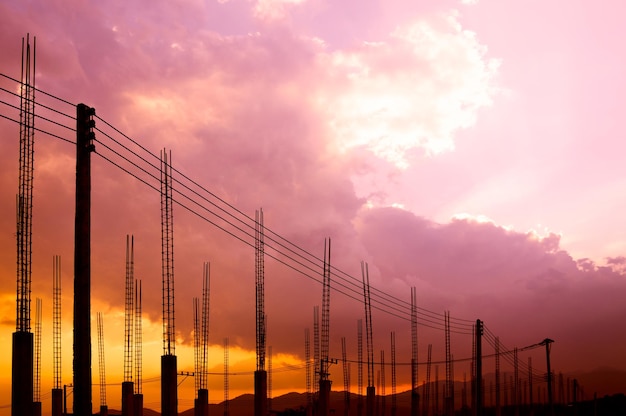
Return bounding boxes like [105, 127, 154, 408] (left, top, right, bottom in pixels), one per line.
[423, 344, 432, 416]
[305, 328, 312, 416]
[33, 298, 42, 416]
[361, 262, 375, 416]
[194, 264, 209, 416]
[123, 235, 135, 416]
[475, 320, 483, 416]
[97, 312, 108, 416]
[74, 102, 95, 416]
[410, 287, 419, 416]
[357, 319, 363, 416]
[319, 239, 332, 416]
[495, 337, 501, 416]
[52, 256, 63, 416]
[160, 149, 177, 416]
[224, 337, 230, 416]
[13, 34, 36, 416]
[134, 280, 143, 416]
[342, 337, 349, 416]
[254, 208, 267, 416]
[445, 311, 453, 416]
[391, 332, 397, 416]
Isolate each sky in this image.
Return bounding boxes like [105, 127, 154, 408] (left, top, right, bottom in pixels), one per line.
[1, 0, 626, 413]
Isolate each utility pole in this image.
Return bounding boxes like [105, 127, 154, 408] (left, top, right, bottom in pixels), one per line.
[540, 338, 554, 416]
[474, 320, 483, 416]
[74, 102, 96, 416]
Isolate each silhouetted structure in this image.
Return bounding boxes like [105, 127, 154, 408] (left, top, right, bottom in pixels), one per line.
[123, 235, 135, 416]
[134, 279, 143, 416]
[33, 298, 42, 416]
[52, 256, 63, 416]
[410, 287, 419, 416]
[160, 149, 177, 416]
[97, 312, 108, 416]
[255, 208, 268, 416]
[13, 33, 36, 416]
[74, 102, 96, 416]
[318, 239, 332, 416]
[361, 262, 375, 416]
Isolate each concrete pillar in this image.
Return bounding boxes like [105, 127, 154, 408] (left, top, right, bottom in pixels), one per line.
[366, 386, 375, 416]
[161, 355, 178, 416]
[122, 381, 134, 416]
[52, 388, 63, 416]
[197, 389, 208, 416]
[11, 331, 33, 416]
[32, 401, 41, 416]
[254, 370, 267, 416]
[133, 394, 143, 416]
[319, 380, 331, 416]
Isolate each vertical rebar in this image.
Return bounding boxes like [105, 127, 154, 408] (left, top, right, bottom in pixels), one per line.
[124, 235, 134, 382]
[255, 209, 266, 371]
[201, 263, 210, 391]
[13, 34, 36, 416]
[357, 319, 363, 416]
[342, 337, 350, 416]
[34, 298, 42, 403]
[161, 149, 175, 356]
[391, 332, 396, 416]
[53, 255, 62, 389]
[305, 328, 312, 411]
[97, 312, 107, 408]
[224, 337, 230, 416]
[134, 280, 142, 396]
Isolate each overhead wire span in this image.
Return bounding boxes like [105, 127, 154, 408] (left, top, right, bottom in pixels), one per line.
[94, 111, 479, 330]
[0, 80, 505, 338]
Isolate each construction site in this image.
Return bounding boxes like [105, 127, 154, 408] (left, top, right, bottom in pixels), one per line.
[3, 34, 615, 416]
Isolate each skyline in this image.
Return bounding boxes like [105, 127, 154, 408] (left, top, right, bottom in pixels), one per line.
[2, 0, 626, 413]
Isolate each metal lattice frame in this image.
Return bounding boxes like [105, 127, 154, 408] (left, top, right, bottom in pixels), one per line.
[134, 279, 142, 395]
[313, 306, 320, 393]
[305, 328, 311, 407]
[53, 255, 62, 389]
[357, 319, 363, 399]
[224, 337, 230, 416]
[320, 239, 331, 381]
[161, 149, 175, 355]
[124, 235, 134, 382]
[201, 262, 210, 390]
[16, 34, 36, 333]
[391, 332, 397, 412]
[423, 344, 432, 416]
[194, 298, 200, 392]
[411, 287, 418, 392]
[34, 298, 42, 401]
[341, 337, 349, 411]
[255, 209, 265, 371]
[362, 262, 374, 388]
[97, 312, 107, 407]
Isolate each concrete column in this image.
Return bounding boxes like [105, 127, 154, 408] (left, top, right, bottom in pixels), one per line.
[11, 331, 33, 416]
[161, 355, 178, 416]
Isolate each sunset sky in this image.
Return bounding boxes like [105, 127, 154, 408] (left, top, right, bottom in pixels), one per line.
[1, 0, 626, 414]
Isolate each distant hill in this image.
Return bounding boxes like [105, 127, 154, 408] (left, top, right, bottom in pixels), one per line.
[152, 369, 626, 416]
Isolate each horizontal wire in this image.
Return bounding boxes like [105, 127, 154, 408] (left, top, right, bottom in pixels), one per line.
[0, 72, 76, 107]
[95, 113, 476, 328]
